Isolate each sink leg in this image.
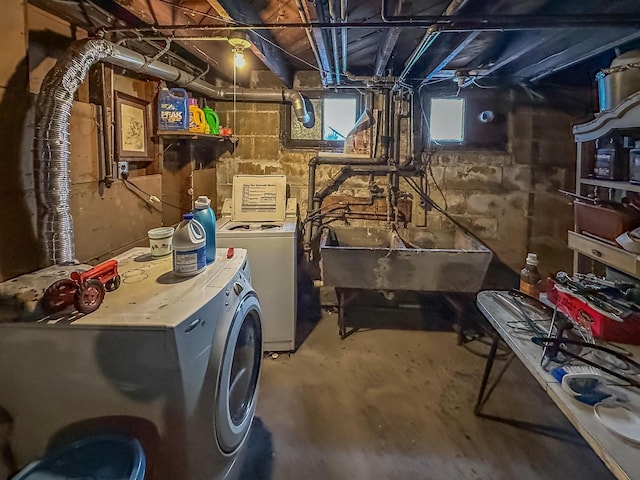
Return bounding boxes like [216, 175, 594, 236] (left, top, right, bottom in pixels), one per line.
[337, 288, 346, 339]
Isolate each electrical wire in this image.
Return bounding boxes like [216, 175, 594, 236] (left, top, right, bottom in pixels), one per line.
[471, 78, 495, 89]
[157, 0, 349, 79]
[122, 176, 184, 212]
[402, 175, 499, 258]
[422, 150, 447, 211]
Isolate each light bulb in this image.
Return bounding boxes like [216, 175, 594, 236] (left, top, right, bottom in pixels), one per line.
[233, 50, 246, 68]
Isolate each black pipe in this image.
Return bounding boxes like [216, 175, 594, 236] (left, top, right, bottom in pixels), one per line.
[374, 0, 404, 77]
[315, 155, 386, 165]
[308, 166, 352, 258]
[315, 166, 353, 201]
[305, 157, 318, 255]
[328, 0, 341, 85]
[382, 88, 391, 160]
[308, 157, 318, 218]
[105, 16, 640, 32]
[331, 164, 421, 174]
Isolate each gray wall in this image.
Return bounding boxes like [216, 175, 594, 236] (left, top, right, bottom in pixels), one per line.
[214, 71, 584, 277]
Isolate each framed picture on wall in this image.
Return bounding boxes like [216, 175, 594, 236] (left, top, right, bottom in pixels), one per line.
[115, 91, 151, 159]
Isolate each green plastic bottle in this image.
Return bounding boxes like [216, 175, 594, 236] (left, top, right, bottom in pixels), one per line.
[203, 106, 220, 135]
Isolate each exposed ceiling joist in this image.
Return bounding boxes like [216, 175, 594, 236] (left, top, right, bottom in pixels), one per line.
[205, 0, 294, 88]
[294, 0, 330, 86]
[421, 31, 481, 84]
[309, 0, 336, 85]
[111, 0, 234, 83]
[515, 28, 640, 82]
[374, 0, 404, 77]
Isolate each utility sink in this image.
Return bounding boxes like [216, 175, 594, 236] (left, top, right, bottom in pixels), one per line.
[320, 227, 492, 292]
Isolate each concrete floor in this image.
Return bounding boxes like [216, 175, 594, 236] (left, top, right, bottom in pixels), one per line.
[240, 294, 614, 480]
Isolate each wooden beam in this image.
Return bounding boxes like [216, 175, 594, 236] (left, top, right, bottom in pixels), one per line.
[515, 28, 640, 82]
[418, 31, 481, 84]
[295, 0, 331, 85]
[374, 0, 406, 77]
[205, 0, 294, 88]
[111, 0, 236, 84]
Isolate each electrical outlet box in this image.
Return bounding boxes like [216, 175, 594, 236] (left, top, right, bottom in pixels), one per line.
[117, 161, 129, 178]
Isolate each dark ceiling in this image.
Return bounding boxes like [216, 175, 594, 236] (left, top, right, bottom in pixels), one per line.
[29, 0, 640, 90]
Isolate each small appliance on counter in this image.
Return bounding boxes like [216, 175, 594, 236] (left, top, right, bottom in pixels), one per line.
[593, 133, 631, 181]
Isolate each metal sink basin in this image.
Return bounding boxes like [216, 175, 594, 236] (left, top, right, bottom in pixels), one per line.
[320, 227, 492, 292]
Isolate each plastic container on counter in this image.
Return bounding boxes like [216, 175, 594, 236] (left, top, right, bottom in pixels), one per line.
[203, 106, 220, 135]
[158, 86, 189, 131]
[148, 226, 175, 258]
[193, 195, 217, 264]
[189, 98, 207, 133]
[172, 213, 206, 276]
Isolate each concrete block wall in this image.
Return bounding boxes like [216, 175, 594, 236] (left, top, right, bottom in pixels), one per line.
[424, 102, 576, 276]
[213, 100, 315, 211]
[213, 72, 579, 276]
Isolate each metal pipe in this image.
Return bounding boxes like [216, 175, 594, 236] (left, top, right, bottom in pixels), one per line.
[103, 15, 640, 33]
[305, 157, 318, 255]
[331, 164, 420, 174]
[382, 88, 391, 159]
[308, 158, 318, 219]
[328, 0, 341, 84]
[394, 95, 403, 164]
[295, 0, 328, 86]
[409, 89, 417, 163]
[397, 0, 469, 86]
[345, 70, 397, 84]
[397, 32, 441, 85]
[315, 155, 385, 165]
[36, 38, 316, 266]
[35, 40, 113, 264]
[422, 31, 481, 84]
[340, 0, 348, 74]
[375, 0, 403, 77]
[107, 43, 315, 127]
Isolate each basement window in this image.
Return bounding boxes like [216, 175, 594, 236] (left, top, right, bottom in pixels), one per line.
[323, 98, 357, 141]
[429, 98, 465, 143]
[284, 94, 359, 149]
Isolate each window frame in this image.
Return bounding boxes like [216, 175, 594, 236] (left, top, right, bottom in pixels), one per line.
[280, 91, 361, 150]
[421, 88, 509, 151]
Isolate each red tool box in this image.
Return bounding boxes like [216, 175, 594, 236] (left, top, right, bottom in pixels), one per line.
[547, 280, 640, 345]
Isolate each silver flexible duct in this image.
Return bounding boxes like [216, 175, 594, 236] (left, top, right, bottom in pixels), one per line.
[35, 39, 114, 264]
[36, 38, 315, 265]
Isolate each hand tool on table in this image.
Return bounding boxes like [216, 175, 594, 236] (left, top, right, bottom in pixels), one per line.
[532, 336, 640, 388]
[489, 290, 550, 337]
[556, 272, 627, 319]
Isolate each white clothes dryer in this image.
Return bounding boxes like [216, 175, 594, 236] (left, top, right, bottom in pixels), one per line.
[0, 247, 262, 480]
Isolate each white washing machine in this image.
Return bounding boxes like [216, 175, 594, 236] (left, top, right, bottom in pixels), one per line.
[217, 175, 297, 352]
[0, 247, 262, 480]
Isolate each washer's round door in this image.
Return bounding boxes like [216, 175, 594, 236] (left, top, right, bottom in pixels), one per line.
[215, 293, 262, 454]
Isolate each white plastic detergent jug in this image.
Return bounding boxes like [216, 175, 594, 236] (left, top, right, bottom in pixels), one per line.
[172, 213, 206, 276]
